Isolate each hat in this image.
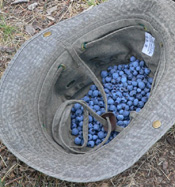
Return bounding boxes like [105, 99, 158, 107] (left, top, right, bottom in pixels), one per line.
[1, 0, 175, 182]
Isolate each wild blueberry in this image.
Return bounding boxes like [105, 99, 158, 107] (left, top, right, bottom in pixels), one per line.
[74, 103, 81, 109]
[83, 96, 90, 102]
[88, 134, 93, 140]
[123, 111, 130, 117]
[136, 94, 142, 100]
[76, 116, 83, 122]
[136, 108, 141, 112]
[98, 131, 105, 139]
[94, 124, 100, 131]
[94, 105, 100, 111]
[119, 71, 124, 76]
[105, 77, 111, 82]
[130, 90, 136, 96]
[117, 121, 124, 126]
[138, 101, 144, 108]
[127, 101, 132, 106]
[109, 105, 116, 111]
[88, 123, 93, 129]
[108, 98, 114, 105]
[140, 60, 145, 67]
[112, 73, 119, 79]
[148, 77, 153, 84]
[74, 137, 81, 145]
[88, 141, 95, 148]
[137, 88, 141, 93]
[145, 68, 151, 75]
[130, 56, 136, 62]
[96, 111, 102, 115]
[88, 90, 93, 96]
[119, 110, 124, 115]
[96, 139, 101, 145]
[93, 90, 99, 97]
[147, 92, 150, 97]
[134, 99, 139, 106]
[117, 115, 124, 120]
[101, 71, 108, 78]
[142, 97, 148, 103]
[136, 66, 141, 71]
[93, 135, 98, 140]
[132, 81, 137, 86]
[90, 85, 96, 90]
[76, 109, 83, 116]
[138, 81, 145, 89]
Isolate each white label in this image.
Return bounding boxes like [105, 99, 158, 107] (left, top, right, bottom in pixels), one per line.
[142, 32, 155, 57]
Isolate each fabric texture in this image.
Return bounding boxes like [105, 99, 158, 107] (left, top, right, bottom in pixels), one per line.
[1, 0, 175, 182]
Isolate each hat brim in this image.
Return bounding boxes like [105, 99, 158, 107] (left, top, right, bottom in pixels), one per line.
[1, 0, 175, 182]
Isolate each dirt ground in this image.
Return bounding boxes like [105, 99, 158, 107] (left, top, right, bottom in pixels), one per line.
[1, 0, 175, 186]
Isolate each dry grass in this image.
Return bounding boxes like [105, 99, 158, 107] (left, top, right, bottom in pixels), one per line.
[1, 0, 175, 186]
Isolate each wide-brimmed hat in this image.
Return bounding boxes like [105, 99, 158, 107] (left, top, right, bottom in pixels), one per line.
[1, 0, 175, 182]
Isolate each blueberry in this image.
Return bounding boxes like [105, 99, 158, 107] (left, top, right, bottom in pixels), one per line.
[93, 90, 99, 97]
[138, 101, 144, 108]
[129, 96, 134, 101]
[140, 60, 145, 67]
[133, 60, 139, 67]
[119, 71, 124, 76]
[97, 111, 102, 115]
[127, 85, 133, 91]
[79, 121, 83, 127]
[74, 137, 81, 145]
[137, 88, 141, 93]
[123, 111, 130, 117]
[117, 104, 122, 110]
[123, 120, 130, 126]
[142, 97, 148, 103]
[104, 88, 109, 94]
[121, 76, 127, 83]
[136, 66, 141, 71]
[132, 81, 137, 86]
[134, 99, 139, 106]
[117, 121, 124, 126]
[116, 97, 122, 104]
[88, 123, 93, 129]
[94, 105, 100, 111]
[119, 110, 124, 115]
[94, 124, 100, 131]
[89, 100, 94, 106]
[130, 90, 136, 96]
[138, 81, 145, 89]
[83, 96, 90, 102]
[136, 94, 142, 100]
[74, 103, 81, 109]
[105, 77, 111, 82]
[75, 109, 83, 116]
[148, 77, 153, 84]
[139, 69, 144, 75]
[71, 114, 76, 119]
[133, 70, 138, 76]
[111, 79, 116, 84]
[109, 104, 116, 111]
[130, 56, 136, 62]
[76, 116, 83, 122]
[93, 135, 98, 140]
[147, 92, 150, 97]
[141, 91, 145, 96]
[145, 68, 151, 75]
[89, 128, 95, 135]
[101, 70, 108, 78]
[118, 65, 123, 70]
[88, 141, 95, 148]
[90, 85, 96, 90]
[89, 116, 93, 122]
[88, 90, 93, 96]
[96, 139, 101, 145]
[101, 108, 105, 114]
[98, 131, 105, 139]
[117, 115, 124, 120]
[127, 101, 132, 106]
[88, 134, 93, 140]
[108, 98, 114, 105]
[136, 108, 141, 112]
[112, 73, 119, 79]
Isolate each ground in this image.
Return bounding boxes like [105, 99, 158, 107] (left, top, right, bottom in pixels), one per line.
[0, 0, 175, 186]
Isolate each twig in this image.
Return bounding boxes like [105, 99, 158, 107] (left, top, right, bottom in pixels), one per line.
[159, 168, 170, 181]
[1, 163, 18, 182]
[5, 176, 23, 186]
[58, 0, 71, 20]
[11, 0, 29, 5]
[0, 154, 7, 167]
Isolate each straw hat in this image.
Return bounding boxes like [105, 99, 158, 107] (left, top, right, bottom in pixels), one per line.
[1, 0, 175, 182]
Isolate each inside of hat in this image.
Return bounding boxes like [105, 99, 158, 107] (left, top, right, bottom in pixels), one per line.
[42, 19, 163, 153]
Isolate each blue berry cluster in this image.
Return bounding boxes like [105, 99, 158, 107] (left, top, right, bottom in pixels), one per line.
[71, 56, 153, 148]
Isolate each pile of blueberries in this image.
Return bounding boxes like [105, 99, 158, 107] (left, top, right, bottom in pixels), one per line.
[71, 56, 153, 148]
